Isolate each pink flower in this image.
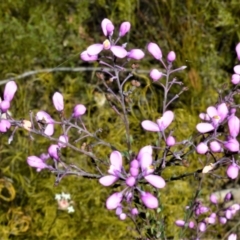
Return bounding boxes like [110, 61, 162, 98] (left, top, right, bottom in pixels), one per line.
[175, 220, 185, 227]
[167, 51, 176, 62]
[3, 81, 17, 102]
[86, 39, 128, 58]
[141, 111, 174, 132]
[72, 104, 86, 117]
[196, 142, 208, 154]
[106, 192, 123, 210]
[101, 18, 114, 36]
[80, 51, 98, 62]
[231, 74, 240, 85]
[0, 119, 11, 132]
[138, 151, 165, 189]
[27, 156, 49, 172]
[228, 115, 240, 138]
[236, 42, 240, 61]
[166, 136, 176, 146]
[196, 103, 229, 133]
[150, 69, 162, 81]
[58, 135, 68, 148]
[234, 65, 240, 75]
[226, 163, 239, 179]
[52, 92, 64, 111]
[127, 49, 145, 60]
[99, 151, 123, 186]
[119, 21, 131, 37]
[48, 144, 60, 160]
[224, 138, 239, 152]
[36, 111, 55, 136]
[140, 192, 158, 209]
[147, 42, 162, 60]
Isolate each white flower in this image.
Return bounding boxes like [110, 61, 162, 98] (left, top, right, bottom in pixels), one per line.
[55, 194, 61, 200]
[61, 192, 71, 200]
[67, 206, 75, 213]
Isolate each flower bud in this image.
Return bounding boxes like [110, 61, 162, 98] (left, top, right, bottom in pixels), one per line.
[27, 156, 48, 171]
[210, 193, 218, 204]
[52, 92, 64, 111]
[167, 51, 176, 62]
[127, 49, 145, 60]
[147, 42, 162, 60]
[58, 135, 68, 148]
[48, 144, 60, 160]
[119, 21, 131, 37]
[0, 100, 10, 113]
[226, 163, 239, 179]
[4, 81, 17, 102]
[224, 138, 239, 152]
[131, 208, 138, 215]
[196, 142, 208, 154]
[175, 220, 185, 227]
[198, 222, 206, 232]
[166, 136, 176, 146]
[234, 65, 240, 75]
[73, 104, 86, 117]
[0, 119, 11, 132]
[150, 69, 162, 81]
[119, 213, 127, 220]
[231, 74, 240, 85]
[126, 176, 136, 187]
[209, 141, 222, 152]
[101, 18, 114, 36]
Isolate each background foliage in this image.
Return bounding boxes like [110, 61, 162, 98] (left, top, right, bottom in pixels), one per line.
[0, 0, 240, 239]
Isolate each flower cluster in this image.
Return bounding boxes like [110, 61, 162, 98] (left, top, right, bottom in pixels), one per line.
[81, 18, 145, 61]
[175, 191, 239, 239]
[99, 145, 165, 220]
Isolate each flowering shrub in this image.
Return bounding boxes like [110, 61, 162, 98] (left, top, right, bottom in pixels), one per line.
[1, 18, 240, 239]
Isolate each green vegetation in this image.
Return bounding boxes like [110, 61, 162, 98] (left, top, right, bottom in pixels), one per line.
[0, 0, 239, 239]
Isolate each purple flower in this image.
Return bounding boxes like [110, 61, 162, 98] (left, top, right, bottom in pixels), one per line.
[99, 151, 123, 186]
[48, 144, 60, 160]
[138, 152, 165, 189]
[106, 192, 123, 210]
[226, 163, 239, 179]
[228, 115, 240, 138]
[52, 92, 64, 111]
[72, 104, 86, 117]
[147, 42, 162, 60]
[101, 18, 114, 36]
[167, 51, 176, 62]
[210, 193, 218, 204]
[58, 135, 68, 148]
[119, 21, 131, 37]
[209, 141, 222, 152]
[127, 49, 145, 60]
[224, 138, 239, 152]
[3, 81, 17, 102]
[140, 191, 158, 209]
[80, 51, 98, 62]
[141, 111, 174, 132]
[0, 119, 11, 132]
[196, 103, 229, 133]
[27, 156, 49, 172]
[86, 39, 128, 58]
[0, 81, 17, 113]
[150, 69, 162, 81]
[36, 111, 55, 136]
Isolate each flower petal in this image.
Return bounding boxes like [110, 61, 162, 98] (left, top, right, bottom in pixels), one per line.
[141, 120, 159, 132]
[144, 174, 166, 188]
[99, 175, 119, 186]
[106, 192, 123, 210]
[80, 51, 98, 62]
[196, 123, 214, 133]
[127, 49, 145, 60]
[110, 46, 128, 58]
[110, 151, 122, 170]
[140, 192, 158, 209]
[87, 44, 103, 56]
[101, 18, 113, 36]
